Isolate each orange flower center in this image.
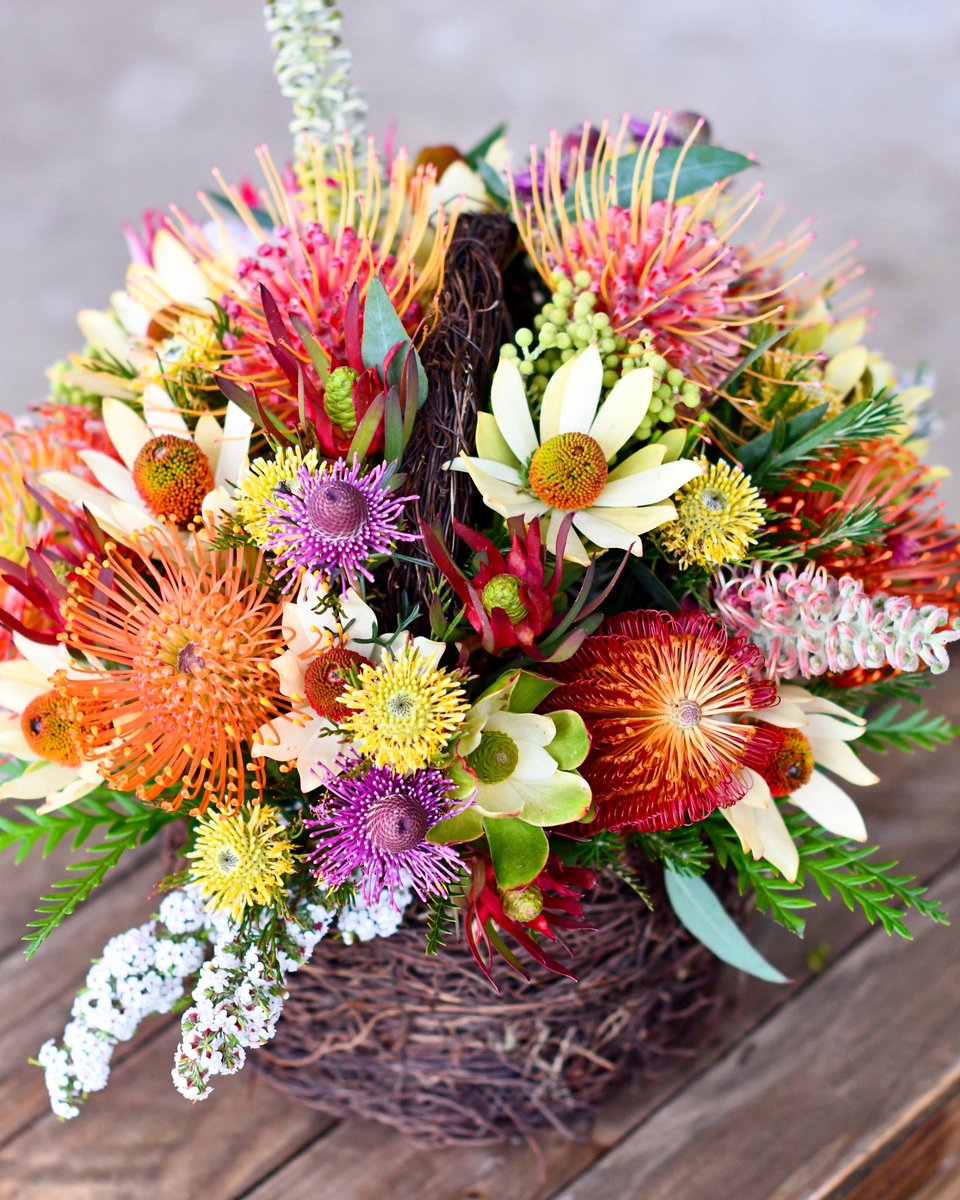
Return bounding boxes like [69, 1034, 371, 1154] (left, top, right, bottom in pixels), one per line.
[303, 646, 366, 723]
[21, 690, 81, 766]
[132, 436, 214, 527]
[757, 725, 814, 795]
[527, 433, 608, 510]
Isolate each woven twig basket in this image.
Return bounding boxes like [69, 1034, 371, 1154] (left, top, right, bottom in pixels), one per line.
[254, 870, 725, 1145]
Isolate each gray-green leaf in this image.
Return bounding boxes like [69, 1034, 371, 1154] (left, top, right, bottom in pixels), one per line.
[664, 867, 788, 984]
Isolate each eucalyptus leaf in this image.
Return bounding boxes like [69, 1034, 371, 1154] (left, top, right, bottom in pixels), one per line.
[477, 158, 511, 206]
[664, 867, 788, 984]
[567, 144, 755, 219]
[465, 123, 507, 169]
[361, 278, 428, 402]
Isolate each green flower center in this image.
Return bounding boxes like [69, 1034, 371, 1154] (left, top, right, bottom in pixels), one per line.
[323, 366, 360, 433]
[466, 730, 519, 784]
[500, 884, 544, 923]
[480, 573, 528, 623]
[527, 432, 608, 510]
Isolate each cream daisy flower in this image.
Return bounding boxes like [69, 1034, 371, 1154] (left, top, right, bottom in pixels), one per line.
[0, 636, 102, 812]
[252, 576, 378, 792]
[723, 685, 878, 881]
[450, 345, 702, 564]
[39, 389, 252, 544]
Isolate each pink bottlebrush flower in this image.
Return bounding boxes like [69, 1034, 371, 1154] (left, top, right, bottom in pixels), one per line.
[713, 561, 960, 680]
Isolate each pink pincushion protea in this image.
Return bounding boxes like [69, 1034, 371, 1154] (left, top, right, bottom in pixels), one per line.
[223, 225, 422, 416]
[557, 202, 744, 381]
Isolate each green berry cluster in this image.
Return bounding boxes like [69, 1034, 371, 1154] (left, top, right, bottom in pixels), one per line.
[501, 271, 702, 442]
[47, 358, 100, 408]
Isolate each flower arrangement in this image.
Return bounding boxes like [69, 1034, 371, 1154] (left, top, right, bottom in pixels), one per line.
[3, 0, 958, 1131]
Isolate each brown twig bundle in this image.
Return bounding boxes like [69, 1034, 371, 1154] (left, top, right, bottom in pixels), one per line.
[254, 871, 726, 1146]
[385, 210, 517, 619]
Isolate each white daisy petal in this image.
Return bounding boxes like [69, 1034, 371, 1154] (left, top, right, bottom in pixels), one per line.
[37, 777, 102, 814]
[790, 771, 868, 842]
[253, 713, 318, 761]
[595, 458, 703, 508]
[802, 713, 865, 743]
[151, 229, 213, 309]
[142, 382, 190, 438]
[557, 345, 603, 435]
[574, 504, 677, 554]
[589, 366, 653, 459]
[739, 766, 773, 809]
[547, 509, 590, 564]
[214, 403, 254, 490]
[0, 716, 39, 761]
[192, 414, 221, 479]
[12, 635, 69, 679]
[455, 455, 523, 486]
[78, 450, 140, 505]
[807, 736, 880, 786]
[0, 761, 80, 802]
[475, 411, 520, 467]
[296, 729, 347, 792]
[77, 310, 131, 362]
[539, 355, 577, 443]
[723, 791, 800, 881]
[491, 358, 539, 463]
[102, 397, 150, 471]
[607, 442, 668, 482]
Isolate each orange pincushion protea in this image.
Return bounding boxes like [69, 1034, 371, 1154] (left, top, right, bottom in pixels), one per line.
[56, 524, 287, 814]
[547, 609, 780, 830]
[766, 438, 960, 615]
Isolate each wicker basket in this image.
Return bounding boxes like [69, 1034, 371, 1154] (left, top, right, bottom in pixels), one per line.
[253, 871, 726, 1145]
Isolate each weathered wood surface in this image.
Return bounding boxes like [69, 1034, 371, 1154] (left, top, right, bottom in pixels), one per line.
[0, 677, 957, 1199]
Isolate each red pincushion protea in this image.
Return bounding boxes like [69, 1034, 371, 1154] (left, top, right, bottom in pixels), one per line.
[547, 610, 781, 831]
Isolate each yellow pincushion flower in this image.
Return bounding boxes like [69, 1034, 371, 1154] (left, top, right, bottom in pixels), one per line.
[340, 643, 469, 773]
[659, 457, 765, 570]
[236, 445, 320, 546]
[187, 805, 296, 921]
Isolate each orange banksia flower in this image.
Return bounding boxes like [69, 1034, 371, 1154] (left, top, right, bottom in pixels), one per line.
[547, 609, 780, 830]
[57, 524, 287, 814]
[766, 438, 960, 616]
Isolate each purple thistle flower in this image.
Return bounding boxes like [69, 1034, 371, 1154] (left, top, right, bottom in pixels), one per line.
[307, 755, 467, 906]
[263, 456, 417, 590]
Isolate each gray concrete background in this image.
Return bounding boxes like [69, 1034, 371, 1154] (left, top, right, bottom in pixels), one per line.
[3, 1, 958, 507]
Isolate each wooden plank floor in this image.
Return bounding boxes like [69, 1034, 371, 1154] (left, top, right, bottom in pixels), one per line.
[0, 678, 958, 1200]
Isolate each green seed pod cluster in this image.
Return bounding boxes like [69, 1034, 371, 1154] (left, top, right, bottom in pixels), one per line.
[500, 271, 702, 442]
